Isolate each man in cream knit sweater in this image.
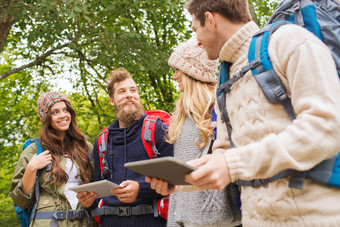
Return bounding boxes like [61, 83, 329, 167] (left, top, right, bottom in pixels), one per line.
[184, 0, 340, 226]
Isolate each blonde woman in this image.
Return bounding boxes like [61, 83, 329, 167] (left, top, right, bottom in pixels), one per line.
[146, 37, 241, 227]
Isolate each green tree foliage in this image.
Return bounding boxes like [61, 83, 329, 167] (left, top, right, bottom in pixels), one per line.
[0, 145, 22, 226]
[250, 0, 281, 26]
[1, 0, 191, 110]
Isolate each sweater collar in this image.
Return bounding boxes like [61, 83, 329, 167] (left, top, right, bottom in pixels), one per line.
[219, 21, 259, 63]
[108, 113, 146, 144]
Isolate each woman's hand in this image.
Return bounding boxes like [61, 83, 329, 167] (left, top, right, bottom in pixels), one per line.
[77, 191, 97, 208]
[145, 177, 178, 196]
[22, 150, 53, 195]
[27, 150, 52, 172]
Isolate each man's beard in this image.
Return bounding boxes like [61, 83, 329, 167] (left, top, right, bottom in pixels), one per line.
[114, 99, 144, 125]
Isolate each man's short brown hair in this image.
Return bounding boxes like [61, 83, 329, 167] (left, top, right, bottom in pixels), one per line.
[185, 0, 251, 26]
[106, 68, 135, 98]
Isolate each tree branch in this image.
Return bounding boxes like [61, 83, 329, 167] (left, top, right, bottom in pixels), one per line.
[0, 43, 70, 81]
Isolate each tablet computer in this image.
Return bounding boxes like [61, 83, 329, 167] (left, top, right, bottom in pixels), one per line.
[124, 157, 197, 185]
[69, 180, 120, 198]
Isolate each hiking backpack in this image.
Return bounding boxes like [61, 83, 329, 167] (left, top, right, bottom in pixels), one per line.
[217, 0, 340, 189]
[96, 110, 171, 220]
[14, 138, 45, 227]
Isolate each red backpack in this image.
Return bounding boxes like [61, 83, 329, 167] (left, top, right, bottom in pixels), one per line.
[96, 110, 171, 221]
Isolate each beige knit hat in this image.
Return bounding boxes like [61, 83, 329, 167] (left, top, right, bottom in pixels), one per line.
[168, 37, 219, 83]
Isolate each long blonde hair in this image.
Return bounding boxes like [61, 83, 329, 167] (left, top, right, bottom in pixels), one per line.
[167, 74, 216, 148]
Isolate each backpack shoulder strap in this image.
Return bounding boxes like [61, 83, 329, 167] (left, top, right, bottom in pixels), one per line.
[142, 115, 160, 159]
[248, 21, 296, 119]
[97, 127, 110, 179]
[33, 138, 43, 155]
[34, 138, 44, 177]
[216, 61, 235, 148]
[30, 170, 41, 222]
[211, 108, 217, 140]
[22, 138, 35, 151]
[24, 138, 44, 222]
[23, 138, 44, 177]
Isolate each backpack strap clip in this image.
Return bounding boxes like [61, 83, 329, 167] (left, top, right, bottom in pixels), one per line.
[249, 58, 261, 69]
[293, 1, 304, 26]
[273, 85, 288, 102]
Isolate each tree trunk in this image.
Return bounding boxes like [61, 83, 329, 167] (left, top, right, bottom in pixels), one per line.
[0, 8, 15, 54]
[248, 0, 259, 26]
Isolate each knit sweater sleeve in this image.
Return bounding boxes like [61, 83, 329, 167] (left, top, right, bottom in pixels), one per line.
[222, 24, 340, 182]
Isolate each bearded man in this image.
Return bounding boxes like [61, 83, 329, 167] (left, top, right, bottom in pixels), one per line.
[77, 68, 173, 227]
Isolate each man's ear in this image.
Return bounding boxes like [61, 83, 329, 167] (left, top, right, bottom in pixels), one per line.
[205, 12, 216, 30]
[109, 97, 115, 107]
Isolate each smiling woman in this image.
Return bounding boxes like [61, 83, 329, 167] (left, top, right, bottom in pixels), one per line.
[10, 91, 97, 227]
[50, 101, 72, 138]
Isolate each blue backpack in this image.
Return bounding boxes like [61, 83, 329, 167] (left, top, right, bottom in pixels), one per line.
[14, 138, 45, 227]
[217, 0, 340, 189]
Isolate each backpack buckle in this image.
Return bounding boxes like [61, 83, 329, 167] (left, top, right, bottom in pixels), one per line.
[273, 87, 287, 102]
[118, 207, 132, 216]
[251, 179, 270, 187]
[250, 58, 261, 69]
[53, 211, 66, 220]
[144, 120, 152, 142]
[67, 210, 87, 219]
[293, 1, 300, 12]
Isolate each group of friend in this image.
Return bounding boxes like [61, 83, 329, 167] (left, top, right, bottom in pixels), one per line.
[10, 0, 340, 227]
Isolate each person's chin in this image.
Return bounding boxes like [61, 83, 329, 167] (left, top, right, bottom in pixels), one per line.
[60, 125, 70, 131]
[55, 127, 69, 134]
[124, 105, 137, 111]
